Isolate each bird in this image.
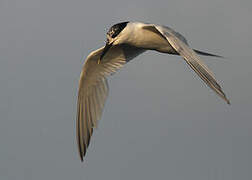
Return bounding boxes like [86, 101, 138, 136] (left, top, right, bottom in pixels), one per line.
[76, 21, 230, 161]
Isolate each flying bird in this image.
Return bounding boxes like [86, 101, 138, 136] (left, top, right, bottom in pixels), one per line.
[76, 21, 230, 161]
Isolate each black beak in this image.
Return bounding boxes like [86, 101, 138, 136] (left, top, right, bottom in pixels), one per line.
[99, 42, 113, 63]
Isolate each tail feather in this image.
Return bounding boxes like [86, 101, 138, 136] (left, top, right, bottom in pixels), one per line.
[193, 49, 223, 58]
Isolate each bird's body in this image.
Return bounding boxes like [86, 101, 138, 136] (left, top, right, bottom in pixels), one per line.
[117, 22, 170, 50]
[76, 21, 230, 161]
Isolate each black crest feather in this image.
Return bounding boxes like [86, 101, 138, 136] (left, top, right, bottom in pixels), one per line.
[107, 22, 129, 38]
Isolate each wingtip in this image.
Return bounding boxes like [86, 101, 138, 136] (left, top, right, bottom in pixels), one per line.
[223, 96, 231, 105]
[226, 99, 231, 105]
[79, 150, 86, 162]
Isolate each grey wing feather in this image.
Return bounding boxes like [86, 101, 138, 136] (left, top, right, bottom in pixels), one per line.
[153, 25, 230, 104]
[161, 26, 189, 45]
[155, 26, 223, 58]
[77, 44, 144, 161]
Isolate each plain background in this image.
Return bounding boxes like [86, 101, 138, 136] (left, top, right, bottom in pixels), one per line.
[2, 0, 252, 179]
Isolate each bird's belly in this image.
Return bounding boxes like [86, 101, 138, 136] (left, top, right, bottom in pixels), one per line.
[130, 28, 175, 53]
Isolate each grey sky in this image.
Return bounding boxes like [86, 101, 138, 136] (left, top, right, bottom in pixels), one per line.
[2, 0, 252, 179]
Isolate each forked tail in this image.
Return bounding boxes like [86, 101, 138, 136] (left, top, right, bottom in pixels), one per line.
[193, 49, 223, 58]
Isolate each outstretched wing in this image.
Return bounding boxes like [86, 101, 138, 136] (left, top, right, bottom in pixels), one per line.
[77, 44, 144, 161]
[145, 24, 230, 104]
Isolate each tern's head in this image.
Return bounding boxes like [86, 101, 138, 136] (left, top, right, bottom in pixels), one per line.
[100, 22, 129, 61]
[106, 22, 129, 43]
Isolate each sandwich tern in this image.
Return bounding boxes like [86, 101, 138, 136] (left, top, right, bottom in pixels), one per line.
[76, 21, 230, 161]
